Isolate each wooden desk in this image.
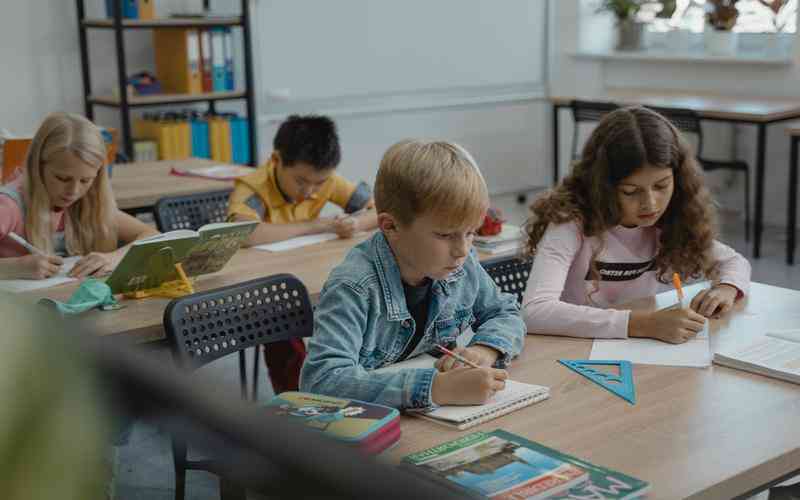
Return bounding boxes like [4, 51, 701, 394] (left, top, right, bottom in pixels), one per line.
[388, 282, 800, 499]
[551, 90, 800, 260]
[787, 125, 800, 265]
[111, 159, 236, 213]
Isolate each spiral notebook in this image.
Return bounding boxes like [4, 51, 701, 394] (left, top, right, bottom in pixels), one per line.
[410, 380, 549, 430]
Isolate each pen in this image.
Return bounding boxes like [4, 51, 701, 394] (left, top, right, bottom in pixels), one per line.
[435, 344, 481, 369]
[7, 232, 47, 257]
[672, 272, 684, 304]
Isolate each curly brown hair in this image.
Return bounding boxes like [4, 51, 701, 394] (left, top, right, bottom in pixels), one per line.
[524, 106, 719, 286]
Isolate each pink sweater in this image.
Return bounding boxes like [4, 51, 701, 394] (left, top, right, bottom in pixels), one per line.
[522, 221, 751, 339]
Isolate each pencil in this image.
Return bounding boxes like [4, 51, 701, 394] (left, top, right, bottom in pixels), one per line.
[435, 344, 481, 369]
[7, 232, 47, 257]
[672, 272, 685, 303]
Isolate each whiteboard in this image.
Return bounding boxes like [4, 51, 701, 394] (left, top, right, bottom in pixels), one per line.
[253, 0, 546, 104]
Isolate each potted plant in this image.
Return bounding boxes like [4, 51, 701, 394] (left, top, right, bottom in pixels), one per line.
[597, 0, 649, 50]
[704, 0, 740, 55]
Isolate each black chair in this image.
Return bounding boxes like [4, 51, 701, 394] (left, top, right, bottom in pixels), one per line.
[154, 189, 233, 232]
[570, 99, 621, 160]
[645, 105, 751, 241]
[481, 255, 533, 304]
[163, 274, 314, 500]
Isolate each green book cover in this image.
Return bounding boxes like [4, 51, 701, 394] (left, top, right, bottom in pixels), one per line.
[105, 220, 257, 294]
[403, 429, 649, 499]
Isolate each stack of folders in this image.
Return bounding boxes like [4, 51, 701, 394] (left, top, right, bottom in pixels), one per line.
[473, 224, 525, 255]
[263, 392, 401, 455]
[133, 111, 249, 163]
[105, 0, 155, 19]
[153, 27, 235, 94]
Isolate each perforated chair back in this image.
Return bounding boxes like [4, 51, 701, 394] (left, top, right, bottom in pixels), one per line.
[643, 105, 704, 152]
[570, 100, 620, 159]
[154, 189, 233, 232]
[164, 274, 314, 371]
[481, 255, 533, 304]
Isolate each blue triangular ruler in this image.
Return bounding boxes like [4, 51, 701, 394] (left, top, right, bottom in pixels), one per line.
[558, 359, 636, 404]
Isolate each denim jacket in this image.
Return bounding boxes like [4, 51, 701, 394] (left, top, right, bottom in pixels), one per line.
[299, 231, 526, 410]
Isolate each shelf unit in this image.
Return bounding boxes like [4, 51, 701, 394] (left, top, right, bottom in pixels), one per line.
[75, 0, 258, 165]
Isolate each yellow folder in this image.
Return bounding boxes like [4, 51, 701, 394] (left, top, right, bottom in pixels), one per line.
[209, 117, 232, 163]
[153, 29, 202, 94]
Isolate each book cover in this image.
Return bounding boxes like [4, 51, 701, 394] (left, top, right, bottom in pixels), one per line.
[264, 392, 400, 444]
[403, 430, 649, 499]
[105, 220, 256, 294]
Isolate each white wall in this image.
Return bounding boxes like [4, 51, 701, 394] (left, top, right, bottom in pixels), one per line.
[550, 0, 800, 230]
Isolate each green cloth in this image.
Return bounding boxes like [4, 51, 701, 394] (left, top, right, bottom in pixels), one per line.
[39, 279, 118, 315]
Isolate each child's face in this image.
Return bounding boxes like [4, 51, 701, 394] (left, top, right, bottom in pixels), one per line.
[42, 151, 100, 210]
[382, 211, 480, 286]
[616, 164, 674, 228]
[275, 156, 334, 203]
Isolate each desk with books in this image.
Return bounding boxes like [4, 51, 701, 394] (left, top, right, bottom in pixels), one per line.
[390, 282, 800, 499]
[111, 158, 237, 214]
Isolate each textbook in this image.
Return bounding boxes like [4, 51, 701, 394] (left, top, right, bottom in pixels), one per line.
[403, 429, 650, 499]
[410, 380, 549, 430]
[713, 329, 800, 385]
[264, 392, 401, 455]
[105, 220, 257, 294]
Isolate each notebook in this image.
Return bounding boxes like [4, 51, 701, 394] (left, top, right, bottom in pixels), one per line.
[0, 256, 80, 293]
[374, 353, 549, 430]
[713, 329, 800, 385]
[411, 380, 550, 430]
[253, 232, 338, 252]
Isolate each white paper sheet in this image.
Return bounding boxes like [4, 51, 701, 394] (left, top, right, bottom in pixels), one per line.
[0, 256, 81, 293]
[253, 233, 339, 252]
[589, 282, 712, 368]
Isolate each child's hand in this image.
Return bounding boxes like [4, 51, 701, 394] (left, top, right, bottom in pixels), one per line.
[18, 254, 64, 280]
[435, 345, 500, 372]
[431, 366, 508, 405]
[629, 308, 706, 344]
[690, 284, 738, 318]
[331, 215, 358, 239]
[70, 252, 114, 278]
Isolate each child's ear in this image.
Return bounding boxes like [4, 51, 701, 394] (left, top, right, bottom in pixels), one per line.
[271, 151, 282, 168]
[377, 212, 398, 236]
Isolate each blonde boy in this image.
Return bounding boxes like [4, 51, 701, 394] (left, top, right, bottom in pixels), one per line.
[300, 140, 525, 409]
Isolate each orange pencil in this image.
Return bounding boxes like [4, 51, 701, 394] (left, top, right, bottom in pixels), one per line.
[672, 272, 684, 304]
[435, 344, 481, 369]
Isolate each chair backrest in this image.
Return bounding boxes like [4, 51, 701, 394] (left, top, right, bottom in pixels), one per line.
[154, 189, 233, 232]
[480, 255, 533, 304]
[163, 274, 314, 371]
[569, 100, 620, 159]
[642, 105, 704, 153]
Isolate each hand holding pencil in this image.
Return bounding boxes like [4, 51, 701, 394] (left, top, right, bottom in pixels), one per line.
[6, 232, 64, 280]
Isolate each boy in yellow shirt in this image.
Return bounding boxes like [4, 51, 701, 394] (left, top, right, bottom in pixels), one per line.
[228, 115, 377, 246]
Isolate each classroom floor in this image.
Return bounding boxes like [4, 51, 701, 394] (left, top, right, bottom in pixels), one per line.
[114, 190, 799, 500]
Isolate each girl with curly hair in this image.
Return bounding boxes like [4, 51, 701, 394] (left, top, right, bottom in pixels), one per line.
[522, 106, 750, 344]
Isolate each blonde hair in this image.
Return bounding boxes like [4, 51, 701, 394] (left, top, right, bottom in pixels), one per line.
[374, 140, 489, 230]
[24, 112, 117, 255]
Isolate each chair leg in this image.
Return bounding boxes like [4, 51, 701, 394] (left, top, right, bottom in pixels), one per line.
[745, 169, 751, 242]
[171, 438, 188, 500]
[251, 346, 260, 401]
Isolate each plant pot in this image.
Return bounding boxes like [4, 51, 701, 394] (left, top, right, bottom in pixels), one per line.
[704, 29, 738, 56]
[616, 19, 644, 51]
[666, 28, 692, 53]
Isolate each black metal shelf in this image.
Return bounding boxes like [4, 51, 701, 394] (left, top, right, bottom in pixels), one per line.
[76, 0, 258, 165]
[82, 17, 243, 29]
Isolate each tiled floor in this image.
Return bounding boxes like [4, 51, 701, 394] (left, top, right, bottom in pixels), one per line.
[115, 191, 800, 499]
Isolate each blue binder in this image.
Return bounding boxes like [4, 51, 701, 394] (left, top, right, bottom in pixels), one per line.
[211, 28, 227, 92]
[224, 28, 235, 91]
[190, 119, 211, 159]
[106, 0, 138, 19]
[229, 115, 250, 165]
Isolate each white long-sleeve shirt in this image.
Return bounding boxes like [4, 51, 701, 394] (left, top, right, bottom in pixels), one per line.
[522, 221, 751, 339]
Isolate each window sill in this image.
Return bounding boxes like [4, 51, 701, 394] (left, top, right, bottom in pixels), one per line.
[571, 49, 793, 66]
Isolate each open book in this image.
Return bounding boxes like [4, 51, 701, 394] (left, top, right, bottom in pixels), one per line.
[170, 164, 254, 180]
[713, 329, 800, 384]
[374, 353, 549, 430]
[105, 220, 257, 294]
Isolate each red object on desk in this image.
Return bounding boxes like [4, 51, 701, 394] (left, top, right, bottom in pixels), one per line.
[478, 207, 506, 236]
